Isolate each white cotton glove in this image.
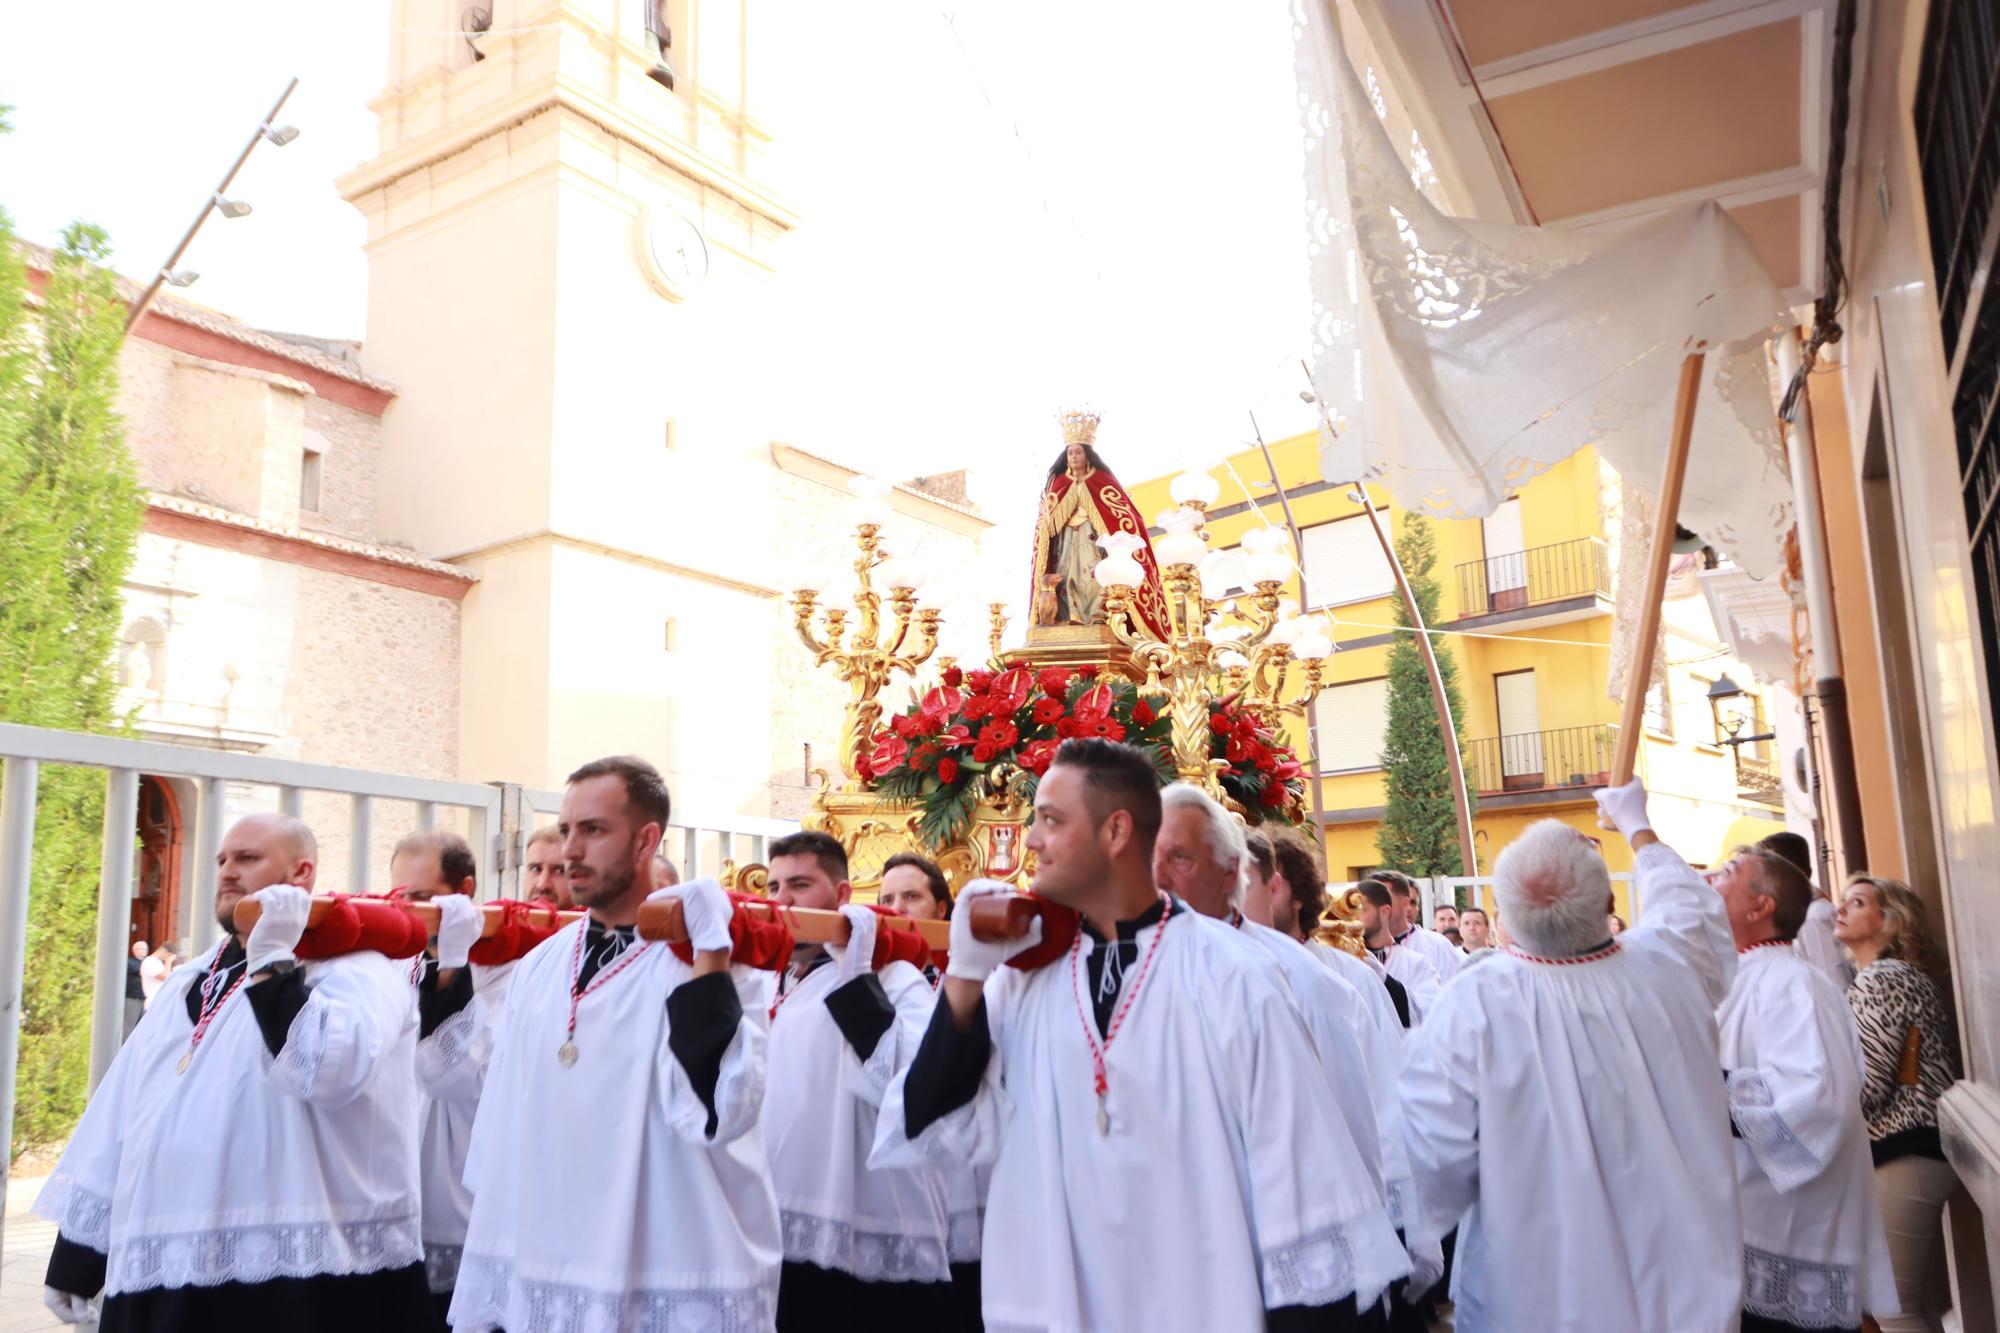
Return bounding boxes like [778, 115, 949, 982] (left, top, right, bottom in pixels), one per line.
[828, 903, 880, 983]
[435, 893, 483, 971]
[43, 1287, 94, 1324]
[1593, 777, 1653, 839]
[651, 876, 733, 955]
[245, 884, 312, 974]
[945, 878, 1043, 983]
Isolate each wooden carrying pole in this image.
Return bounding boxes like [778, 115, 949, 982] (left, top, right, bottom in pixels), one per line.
[233, 894, 1039, 954]
[1610, 351, 1706, 786]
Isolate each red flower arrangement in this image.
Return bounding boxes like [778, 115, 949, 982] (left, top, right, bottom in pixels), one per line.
[863, 664, 1309, 849]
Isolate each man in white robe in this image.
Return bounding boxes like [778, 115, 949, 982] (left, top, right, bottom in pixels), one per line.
[449, 755, 781, 1331]
[1399, 780, 1745, 1332]
[1253, 826, 1443, 1332]
[761, 830, 955, 1327]
[1374, 871, 1461, 983]
[1356, 879, 1440, 1025]
[1710, 845, 1897, 1331]
[38, 813, 433, 1331]
[390, 829, 501, 1328]
[873, 739, 1408, 1331]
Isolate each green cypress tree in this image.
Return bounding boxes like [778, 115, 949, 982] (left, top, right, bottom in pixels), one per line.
[0, 151, 146, 1154]
[1375, 514, 1477, 882]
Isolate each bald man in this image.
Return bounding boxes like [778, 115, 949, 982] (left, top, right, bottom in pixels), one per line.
[38, 813, 433, 1330]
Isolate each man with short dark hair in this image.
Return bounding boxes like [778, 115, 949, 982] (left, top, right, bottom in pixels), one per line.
[1759, 829, 1851, 990]
[1710, 845, 1896, 1331]
[1432, 903, 1459, 935]
[881, 852, 953, 925]
[1458, 906, 1492, 955]
[763, 831, 954, 1328]
[1358, 879, 1441, 1026]
[876, 740, 1407, 1330]
[1375, 870, 1462, 982]
[451, 757, 779, 1330]
[40, 814, 432, 1330]
[523, 825, 570, 908]
[391, 829, 491, 1324]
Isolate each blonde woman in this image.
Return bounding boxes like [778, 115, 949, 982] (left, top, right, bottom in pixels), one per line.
[1835, 875, 1961, 1333]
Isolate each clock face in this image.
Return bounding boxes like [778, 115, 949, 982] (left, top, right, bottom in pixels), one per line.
[641, 209, 709, 301]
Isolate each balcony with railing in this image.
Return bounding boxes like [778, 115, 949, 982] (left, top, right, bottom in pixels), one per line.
[1455, 537, 1610, 619]
[1465, 724, 1615, 796]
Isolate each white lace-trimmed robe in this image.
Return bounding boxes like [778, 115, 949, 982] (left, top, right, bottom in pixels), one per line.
[415, 960, 513, 1295]
[1305, 938, 1443, 1285]
[1720, 944, 1898, 1328]
[761, 957, 953, 1284]
[872, 910, 1409, 1332]
[34, 950, 424, 1298]
[448, 923, 781, 1333]
[1399, 842, 1745, 1333]
[1398, 924, 1462, 982]
[1378, 943, 1441, 1025]
[1795, 896, 1856, 992]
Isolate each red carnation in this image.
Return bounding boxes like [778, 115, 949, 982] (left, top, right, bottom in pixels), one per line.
[942, 666, 964, 688]
[1032, 697, 1065, 725]
[1078, 664, 1100, 680]
[1132, 700, 1156, 727]
[966, 669, 996, 693]
[962, 695, 993, 721]
[1210, 713, 1234, 735]
[979, 719, 1020, 750]
[937, 757, 960, 783]
[1234, 715, 1259, 741]
[866, 736, 909, 776]
[1036, 666, 1074, 696]
[1254, 748, 1277, 772]
[1259, 782, 1288, 807]
[972, 742, 997, 763]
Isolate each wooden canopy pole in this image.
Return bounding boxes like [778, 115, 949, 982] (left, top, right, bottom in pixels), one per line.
[1610, 351, 1706, 786]
[233, 893, 1037, 954]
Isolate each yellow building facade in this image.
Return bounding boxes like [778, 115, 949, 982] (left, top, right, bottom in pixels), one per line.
[1128, 430, 1790, 913]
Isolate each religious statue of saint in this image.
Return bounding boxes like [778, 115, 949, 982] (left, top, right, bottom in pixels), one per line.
[1030, 410, 1172, 638]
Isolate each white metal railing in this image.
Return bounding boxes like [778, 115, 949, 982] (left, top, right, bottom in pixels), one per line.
[1327, 872, 1642, 931]
[0, 721, 796, 1253]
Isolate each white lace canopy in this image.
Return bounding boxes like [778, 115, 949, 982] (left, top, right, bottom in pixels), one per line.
[1292, 0, 1795, 582]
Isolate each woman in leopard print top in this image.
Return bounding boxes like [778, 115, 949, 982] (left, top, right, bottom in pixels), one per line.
[1835, 875, 1961, 1333]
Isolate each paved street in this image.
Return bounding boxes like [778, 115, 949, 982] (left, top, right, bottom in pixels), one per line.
[2, 1176, 63, 1333]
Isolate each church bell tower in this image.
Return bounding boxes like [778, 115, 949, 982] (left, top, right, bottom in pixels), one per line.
[341, 0, 799, 804]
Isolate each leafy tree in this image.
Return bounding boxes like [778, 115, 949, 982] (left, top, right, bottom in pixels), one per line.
[0, 148, 146, 1154]
[1375, 514, 1477, 883]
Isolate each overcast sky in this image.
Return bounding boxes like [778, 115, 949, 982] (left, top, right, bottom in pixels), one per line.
[0, 1, 1320, 538]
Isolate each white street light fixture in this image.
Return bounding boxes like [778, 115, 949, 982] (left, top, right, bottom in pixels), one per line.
[213, 194, 253, 219]
[262, 124, 301, 147]
[161, 269, 200, 287]
[1169, 470, 1222, 508]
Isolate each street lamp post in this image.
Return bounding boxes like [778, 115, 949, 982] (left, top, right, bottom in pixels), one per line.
[123, 78, 301, 333]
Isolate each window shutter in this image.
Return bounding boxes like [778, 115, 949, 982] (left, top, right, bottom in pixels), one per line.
[1300, 517, 1395, 608]
[1317, 678, 1390, 772]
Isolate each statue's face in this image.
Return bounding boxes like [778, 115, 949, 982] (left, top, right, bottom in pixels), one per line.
[1066, 443, 1087, 473]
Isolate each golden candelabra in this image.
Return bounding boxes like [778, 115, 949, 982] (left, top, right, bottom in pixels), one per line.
[792, 521, 941, 790]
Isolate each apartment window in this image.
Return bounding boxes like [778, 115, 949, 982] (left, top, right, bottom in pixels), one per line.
[664, 417, 679, 451]
[299, 435, 325, 513]
[663, 618, 678, 652]
[1643, 678, 1672, 737]
[1300, 515, 1394, 608]
[1317, 676, 1389, 773]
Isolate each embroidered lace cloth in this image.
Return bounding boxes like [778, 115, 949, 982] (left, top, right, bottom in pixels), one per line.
[107, 1215, 423, 1295]
[1744, 1243, 1862, 1327]
[450, 1254, 776, 1333]
[1292, 0, 1795, 597]
[780, 1209, 951, 1284]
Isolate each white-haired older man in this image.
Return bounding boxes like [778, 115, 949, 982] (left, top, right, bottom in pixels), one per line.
[1398, 780, 1744, 1332]
[1154, 784, 1428, 1321]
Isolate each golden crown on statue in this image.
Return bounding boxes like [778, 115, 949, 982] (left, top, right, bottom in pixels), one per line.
[1058, 407, 1101, 446]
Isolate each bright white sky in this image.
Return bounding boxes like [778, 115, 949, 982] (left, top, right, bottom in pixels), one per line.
[0, 1, 1320, 535]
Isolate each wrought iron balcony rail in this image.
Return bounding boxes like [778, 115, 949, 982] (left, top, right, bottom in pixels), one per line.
[1465, 724, 1616, 796]
[1455, 537, 1610, 618]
